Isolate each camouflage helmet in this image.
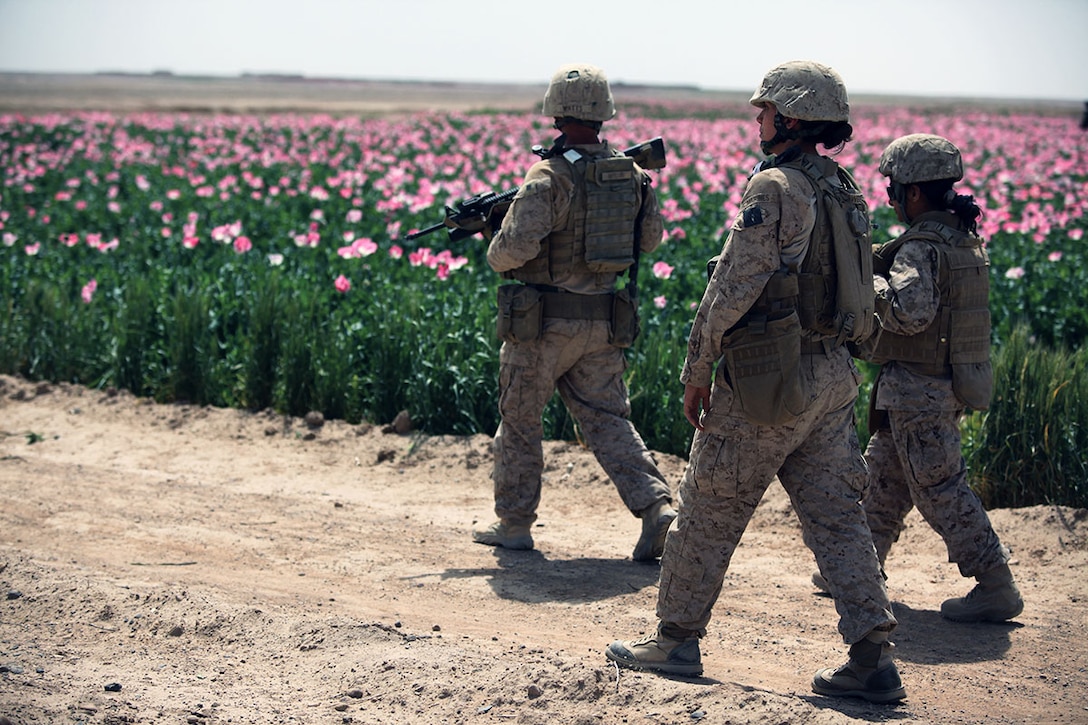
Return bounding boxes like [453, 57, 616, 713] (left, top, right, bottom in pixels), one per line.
[542, 63, 616, 122]
[879, 133, 964, 184]
[749, 60, 850, 122]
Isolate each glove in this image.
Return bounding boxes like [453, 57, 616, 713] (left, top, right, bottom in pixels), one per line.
[482, 202, 509, 241]
[443, 206, 488, 234]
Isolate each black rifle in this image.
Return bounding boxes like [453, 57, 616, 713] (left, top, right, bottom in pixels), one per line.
[404, 137, 667, 242]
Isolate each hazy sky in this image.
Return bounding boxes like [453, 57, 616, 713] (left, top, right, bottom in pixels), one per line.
[1, 0, 1085, 101]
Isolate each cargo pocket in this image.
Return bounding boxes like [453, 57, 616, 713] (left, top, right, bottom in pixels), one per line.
[690, 432, 740, 498]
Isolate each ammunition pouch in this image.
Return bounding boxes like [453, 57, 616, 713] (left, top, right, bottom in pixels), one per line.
[952, 361, 993, 411]
[496, 284, 543, 344]
[949, 307, 993, 410]
[609, 287, 640, 348]
[721, 310, 806, 426]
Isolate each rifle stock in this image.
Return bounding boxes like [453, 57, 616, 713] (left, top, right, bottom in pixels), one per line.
[624, 137, 667, 171]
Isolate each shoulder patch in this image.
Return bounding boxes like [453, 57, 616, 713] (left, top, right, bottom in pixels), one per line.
[742, 205, 764, 228]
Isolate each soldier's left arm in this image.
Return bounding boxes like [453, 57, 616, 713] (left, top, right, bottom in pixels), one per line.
[680, 174, 787, 388]
[880, 240, 940, 336]
[486, 162, 570, 273]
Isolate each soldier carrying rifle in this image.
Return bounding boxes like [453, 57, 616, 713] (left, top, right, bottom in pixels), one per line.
[468, 62, 677, 562]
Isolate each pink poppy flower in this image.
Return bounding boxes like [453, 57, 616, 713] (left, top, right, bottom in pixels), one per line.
[233, 236, 253, 254]
[81, 279, 98, 304]
[334, 274, 351, 293]
[652, 261, 674, 279]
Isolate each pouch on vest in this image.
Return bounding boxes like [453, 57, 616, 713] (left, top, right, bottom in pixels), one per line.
[609, 287, 640, 348]
[721, 310, 806, 426]
[788, 159, 876, 348]
[950, 307, 993, 410]
[496, 284, 543, 344]
[582, 156, 638, 273]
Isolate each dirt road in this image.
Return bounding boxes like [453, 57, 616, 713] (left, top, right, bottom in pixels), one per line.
[1, 374, 1086, 724]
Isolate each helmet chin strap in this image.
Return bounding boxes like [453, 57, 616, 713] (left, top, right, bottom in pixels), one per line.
[888, 181, 912, 223]
[761, 112, 798, 156]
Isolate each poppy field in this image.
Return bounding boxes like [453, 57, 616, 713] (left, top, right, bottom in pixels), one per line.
[1, 102, 1085, 504]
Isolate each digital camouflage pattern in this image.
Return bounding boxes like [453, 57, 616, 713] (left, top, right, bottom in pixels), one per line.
[681, 164, 814, 388]
[879, 133, 964, 184]
[863, 411, 1008, 577]
[661, 344, 896, 644]
[486, 139, 669, 528]
[487, 142, 662, 295]
[665, 156, 896, 645]
[865, 212, 1009, 578]
[490, 317, 671, 525]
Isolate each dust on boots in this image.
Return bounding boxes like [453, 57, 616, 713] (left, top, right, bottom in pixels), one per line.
[472, 520, 533, 550]
[812, 632, 906, 703]
[606, 623, 703, 676]
[941, 563, 1024, 623]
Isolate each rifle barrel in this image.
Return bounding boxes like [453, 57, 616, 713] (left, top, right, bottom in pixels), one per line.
[404, 221, 445, 241]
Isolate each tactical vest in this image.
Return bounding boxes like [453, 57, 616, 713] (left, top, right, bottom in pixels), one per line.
[733, 152, 875, 346]
[868, 214, 991, 375]
[506, 148, 641, 291]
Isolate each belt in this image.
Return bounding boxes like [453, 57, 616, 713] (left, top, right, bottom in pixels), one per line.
[540, 290, 613, 320]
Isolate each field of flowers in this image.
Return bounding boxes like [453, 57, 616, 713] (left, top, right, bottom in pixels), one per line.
[1, 103, 1085, 504]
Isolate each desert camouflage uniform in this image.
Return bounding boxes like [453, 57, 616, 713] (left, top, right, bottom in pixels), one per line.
[863, 214, 1007, 576]
[485, 141, 670, 526]
[659, 156, 896, 645]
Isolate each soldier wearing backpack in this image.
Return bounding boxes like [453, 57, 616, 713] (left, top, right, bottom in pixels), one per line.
[606, 61, 904, 703]
[812, 134, 1023, 624]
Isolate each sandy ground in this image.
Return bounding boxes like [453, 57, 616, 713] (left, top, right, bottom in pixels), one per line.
[0, 374, 1086, 724]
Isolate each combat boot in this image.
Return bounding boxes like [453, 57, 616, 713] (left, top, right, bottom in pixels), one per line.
[940, 563, 1023, 622]
[632, 499, 677, 562]
[472, 520, 533, 550]
[606, 623, 702, 676]
[812, 631, 906, 703]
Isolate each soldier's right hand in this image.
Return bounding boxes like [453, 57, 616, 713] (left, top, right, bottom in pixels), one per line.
[684, 384, 712, 431]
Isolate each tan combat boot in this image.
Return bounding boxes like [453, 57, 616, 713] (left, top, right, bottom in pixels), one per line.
[606, 623, 702, 676]
[472, 520, 533, 550]
[632, 499, 677, 562]
[812, 630, 906, 703]
[940, 563, 1024, 622]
